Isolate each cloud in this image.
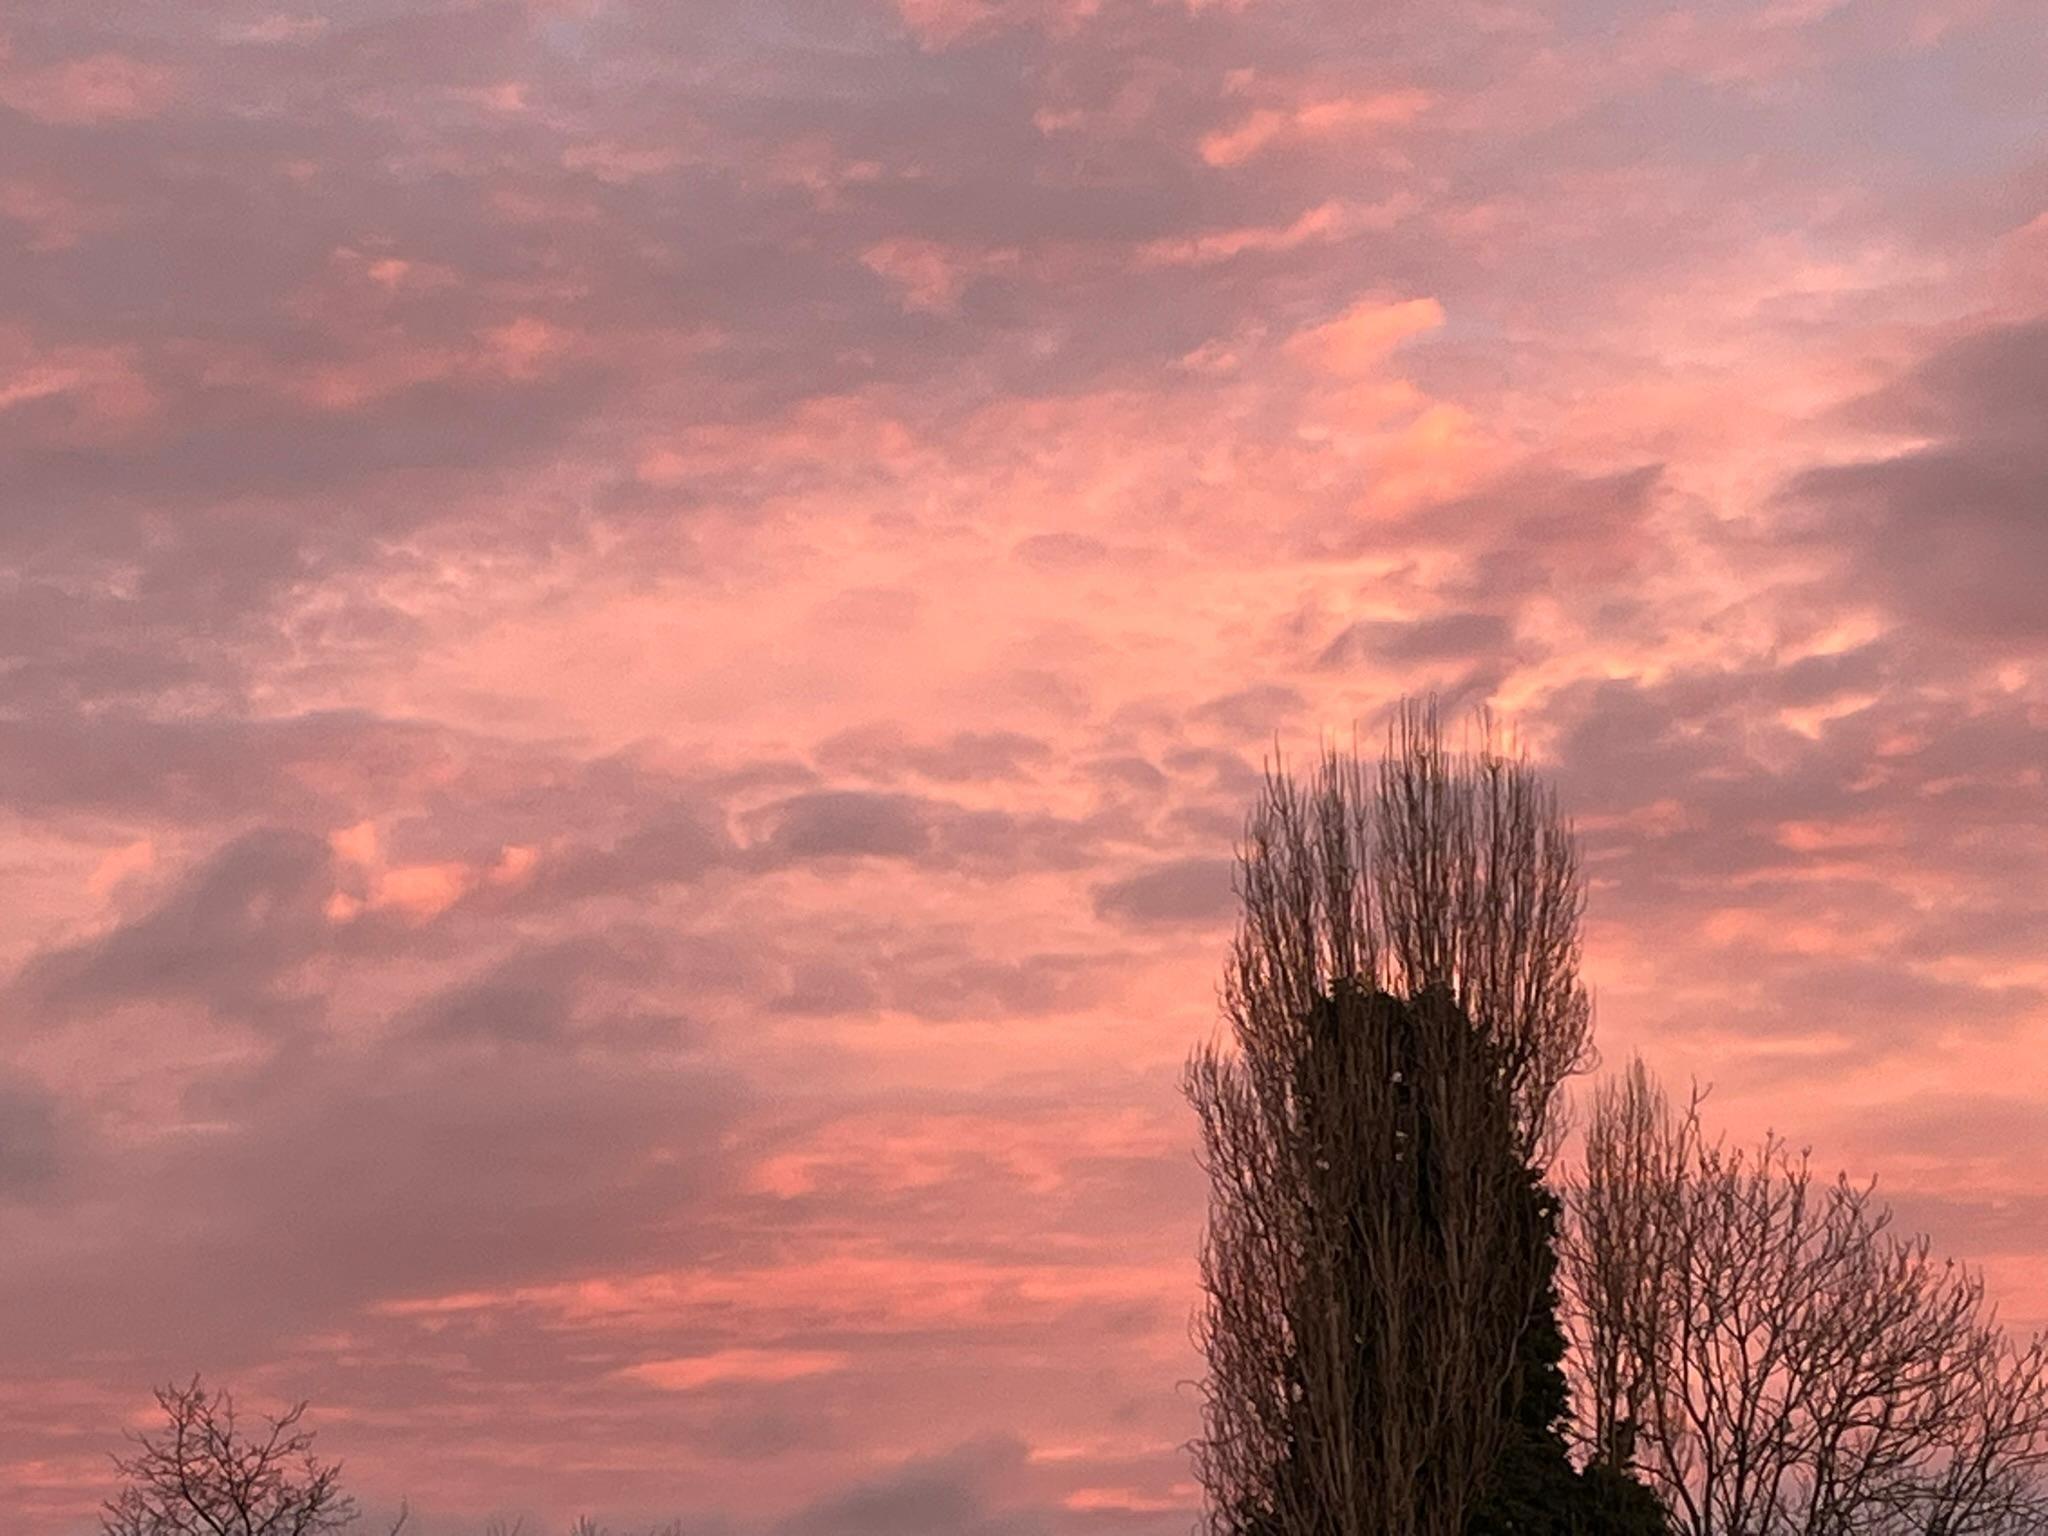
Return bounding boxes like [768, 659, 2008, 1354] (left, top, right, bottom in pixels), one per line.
[14, 828, 340, 1029]
[1396, 465, 1665, 589]
[1286, 294, 1445, 376]
[1135, 197, 1410, 267]
[862, 238, 1019, 313]
[537, 810, 735, 902]
[1199, 90, 1434, 168]
[749, 790, 1095, 875]
[0, 1078, 67, 1202]
[0, 1030, 748, 1364]
[0, 51, 176, 125]
[1093, 858, 1237, 929]
[756, 791, 935, 862]
[815, 725, 1052, 784]
[1785, 318, 2048, 645]
[772, 958, 882, 1017]
[620, 1349, 850, 1393]
[1318, 611, 1513, 668]
[777, 1438, 1047, 1536]
[399, 933, 692, 1048]
[1190, 685, 1305, 740]
[892, 0, 998, 51]
[2, 0, 2047, 1529]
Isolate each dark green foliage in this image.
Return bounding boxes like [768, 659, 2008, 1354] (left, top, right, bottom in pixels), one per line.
[1245, 983, 1670, 1535]
[1573, 1463, 1673, 1536]
[1465, 1182, 1669, 1536]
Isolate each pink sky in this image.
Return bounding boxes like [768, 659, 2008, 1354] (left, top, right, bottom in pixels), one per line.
[1, 0, 2045, 1530]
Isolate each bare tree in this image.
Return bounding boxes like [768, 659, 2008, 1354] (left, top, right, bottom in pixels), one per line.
[102, 1378, 405, 1536]
[1568, 1063, 2048, 1536]
[1185, 702, 1598, 1536]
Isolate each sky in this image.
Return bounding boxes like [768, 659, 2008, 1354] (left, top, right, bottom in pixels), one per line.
[0, 0, 2045, 1530]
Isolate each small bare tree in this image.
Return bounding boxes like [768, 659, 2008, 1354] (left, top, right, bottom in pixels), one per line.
[1568, 1063, 2048, 1536]
[102, 1378, 405, 1536]
[1185, 702, 1598, 1536]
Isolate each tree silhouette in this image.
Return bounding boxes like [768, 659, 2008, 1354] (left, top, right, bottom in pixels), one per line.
[1186, 704, 1658, 1535]
[1570, 1064, 2048, 1536]
[101, 1378, 405, 1536]
[1466, 1170, 1669, 1536]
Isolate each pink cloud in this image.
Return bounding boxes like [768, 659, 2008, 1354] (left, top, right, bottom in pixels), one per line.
[1286, 294, 1447, 375]
[0, 49, 174, 124]
[892, 0, 1102, 48]
[0, 328, 157, 438]
[4, 0, 2048, 1529]
[617, 1349, 851, 1392]
[862, 237, 1020, 313]
[224, 15, 331, 46]
[0, 175, 118, 251]
[1199, 89, 1435, 166]
[1135, 195, 1413, 265]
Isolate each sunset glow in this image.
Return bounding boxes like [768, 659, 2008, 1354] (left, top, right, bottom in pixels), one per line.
[2, 1, 2046, 1531]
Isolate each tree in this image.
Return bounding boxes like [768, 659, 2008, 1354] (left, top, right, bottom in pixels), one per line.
[1465, 1169, 1669, 1536]
[102, 1378, 405, 1536]
[1568, 1063, 2048, 1536]
[1185, 703, 1633, 1536]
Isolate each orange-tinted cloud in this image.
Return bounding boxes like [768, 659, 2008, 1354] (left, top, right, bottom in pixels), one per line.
[1200, 89, 1434, 167]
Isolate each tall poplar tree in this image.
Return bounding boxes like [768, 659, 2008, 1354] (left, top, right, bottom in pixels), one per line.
[1185, 703, 1665, 1536]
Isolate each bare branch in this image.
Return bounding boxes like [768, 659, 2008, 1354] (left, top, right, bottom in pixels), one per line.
[100, 1380, 380, 1536]
[1186, 701, 1597, 1536]
[1566, 1063, 2048, 1536]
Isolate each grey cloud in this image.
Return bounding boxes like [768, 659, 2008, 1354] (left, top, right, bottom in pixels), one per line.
[1379, 466, 1663, 597]
[815, 725, 1052, 784]
[0, 710, 463, 821]
[1093, 856, 1236, 929]
[893, 953, 1103, 1019]
[777, 1437, 1046, 1536]
[1164, 802, 1246, 844]
[1879, 1191, 2048, 1274]
[750, 790, 1096, 875]
[1318, 610, 1513, 668]
[1086, 755, 1171, 797]
[537, 811, 735, 903]
[893, 730, 1053, 784]
[773, 958, 881, 1017]
[1710, 954, 2039, 1051]
[0, 1032, 747, 1364]
[1549, 655, 2045, 866]
[773, 934, 1109, 1021]
[1786, 318, 2048, 645]
[1847, 317, 2048, 447]
[1161, 747, 1262, 802]
[14, 827, 339, 1028]
[401, 932, 693, 1048]
[1542, 668, 2048, 1062]
[758, 791, 934, 862]
[401, 921, 774, 1048]
[1839, 1093, 2048, 1169]
[0, 1078, 66, 1202]
[1191, 684, 1306, 740]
